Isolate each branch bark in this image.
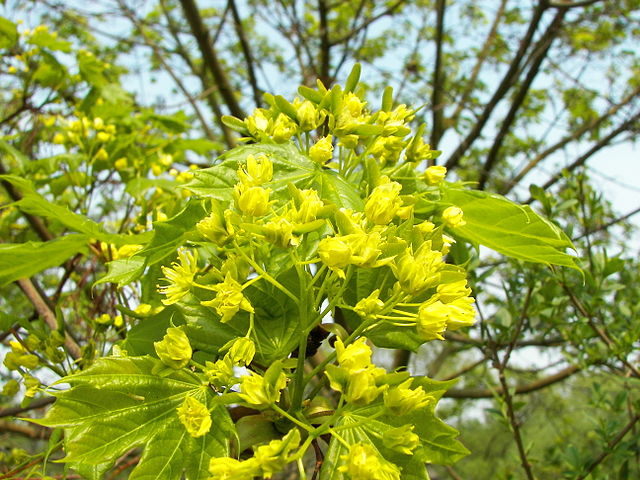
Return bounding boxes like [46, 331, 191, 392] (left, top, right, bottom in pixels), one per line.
[478, 9, 566, 189]
[179, 0, 245, 119]
[430, 0, 446, 149]
[445, 2, 548, 170]
[229, 0, 262, 107]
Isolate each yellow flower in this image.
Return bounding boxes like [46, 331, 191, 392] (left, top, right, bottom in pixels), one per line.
[424, 165, 447, 185]
[336, 92, 368, 132]
[345, 368, 387, 405]
[197, 207, 230, 245]
[354, 289, 384, 318]
[154, 327, 192, 369]
[335, 337, 372, 373]
[177, 396, 211, 438]
[209, 457, 259, 480]
[437, 279, 472, 303]
[238, 370, 287, 409]
[263, 217, 298, 248]
[442, 206, 466, 228]
[444, 296, 476, 330]
[416, 299, 449, 341]
[253, 429, 301, 478]
[309, 135, 334, 165]
[318, 236, 352, 277]
[382, 425, 420, 455]
[271, 113, 297, 142]
[338, 443, 401, 480]
[204, 356, 235, 389]
[234, 183, 271, 217]
[293, 188, 324, 223]
[365, 177, 403, 225]
[52, 133, 66, 144]
[158, 248, 198, 305]
[201, 274, 254, 323]
[245, 108, 271, 136]
[238, 153, 273, 186]
[384, 379, 434, 416]
[227, 337, 256, 366]
[296, 99, 322, 131]
[392, 242, 443, 294]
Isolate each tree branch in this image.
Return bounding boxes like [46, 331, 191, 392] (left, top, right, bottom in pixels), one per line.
[16, 278, 81, 360]
[445, 2, 548, 170]
[229, 0, 263, 107]
[478, 9, 566, 189]
[444, 364, 581, 398]
[0, 396, 55, 419]
[327, 0, 406, 47]
[502, 85, 640, 195]
[317, 0, 332, 86]
[430, 0, 447, 149]
[179, 0, 245, 119]
[524, 110, 640, 203]
[448, 0, 508, 130]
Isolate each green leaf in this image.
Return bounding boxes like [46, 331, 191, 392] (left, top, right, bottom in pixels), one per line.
[36, 356, 233, 480]
[314, 169, 363, 211]
[0, 235, 89, 286]
[173, 138, 224, 155]
[0, 16, 18, 49]
[344, 63, 361, 93]
[441, 188, 580, 269]
[139, 200, 206, 265]
[27, 29, 71, 52]
[95, 256, 146, 287]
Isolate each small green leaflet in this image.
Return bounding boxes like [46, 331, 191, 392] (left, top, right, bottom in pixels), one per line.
[441, 188, 580, 269]
[35, 356, 233, 480]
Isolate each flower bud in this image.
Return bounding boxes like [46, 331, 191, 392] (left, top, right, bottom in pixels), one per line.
[318, 236, 352, 272]
[384, 379, 434, 416]
[338, 443, 401, 480]
[296, 100, 320, 131]
[444, 296, 476, 330]
[442, 206, 466, 228]
[424, 165, 447, 185]
[383, 425, 420, 455]
[437, 279, 472, 303]
[235, 184, 271, 217]
[228, 337, 256, 366]
[154, 327, 192, 369]
[272, 113, 297, 143]
[345, 368, 386, 405]
[416, 299, 448, 341]
[253, 429, 301, 478]
[197, 207, 229, 245]
[365, 178, 403, 225]
[245, 108, 271, 136]
[354, 289, 384, 319]
[177, 396, 211, 438]
[393, 244, 443, 294]
[293, 188, 324, 223]
[309, 135, 333, 165]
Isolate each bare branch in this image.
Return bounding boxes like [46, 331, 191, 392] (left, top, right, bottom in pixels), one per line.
[327, 0, 407, 47]
[430, 0, 447, 149]
[229, 0, 263, 107]
[548, 0, 605, 8]
[0, 396, 55, 419]
[444, 364, 581, 398]
[16, 279, 82, 360]
[317, 0, 331, 86]
[503, 85, 640, 195]
[445, 2, 548, 170]
[179, 0, 245, 119]
[478, 9, 566, 189]
[525, 110, 640, 203]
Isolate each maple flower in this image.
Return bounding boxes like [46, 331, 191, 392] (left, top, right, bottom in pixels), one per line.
[204, 356, 235, 389]
[364, 177, 403, 225]
[234, 183, 271, 217]
[442, 206, 466, 228]
[318, 236, 352, 278]
[154, 327, 192, 369]
[344, 368, 387, 405]
[309, 135, 333, 165]
[393, 242, 443, 294]
[227, 337, 256, 366]
[383, 424, 420, 455]
[335, 337, 373, 373]
[158, 248, 198, 305]
[354, 289, 385, 319]
[253, 429, 301, 478]
[338, 443, 401, 480]
[177, 396, 211, 438]
[238, 153, 273, 186]
[201, 274, 254, 323]
[384, 379, 434, 416]
[424, 165, 447, 185]
[208, 457, 260, 480]
[238, 370, 287, 409]
[416, 299, 449, 341]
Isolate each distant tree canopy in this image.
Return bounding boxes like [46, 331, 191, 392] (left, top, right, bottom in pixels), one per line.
[0, 1, 639, 479]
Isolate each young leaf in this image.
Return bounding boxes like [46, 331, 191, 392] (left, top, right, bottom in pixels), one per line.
[441, 188, 580, 269]
[35, 356, 234, 480]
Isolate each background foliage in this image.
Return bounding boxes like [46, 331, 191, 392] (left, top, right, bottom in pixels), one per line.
[1, 0, 639, 479]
